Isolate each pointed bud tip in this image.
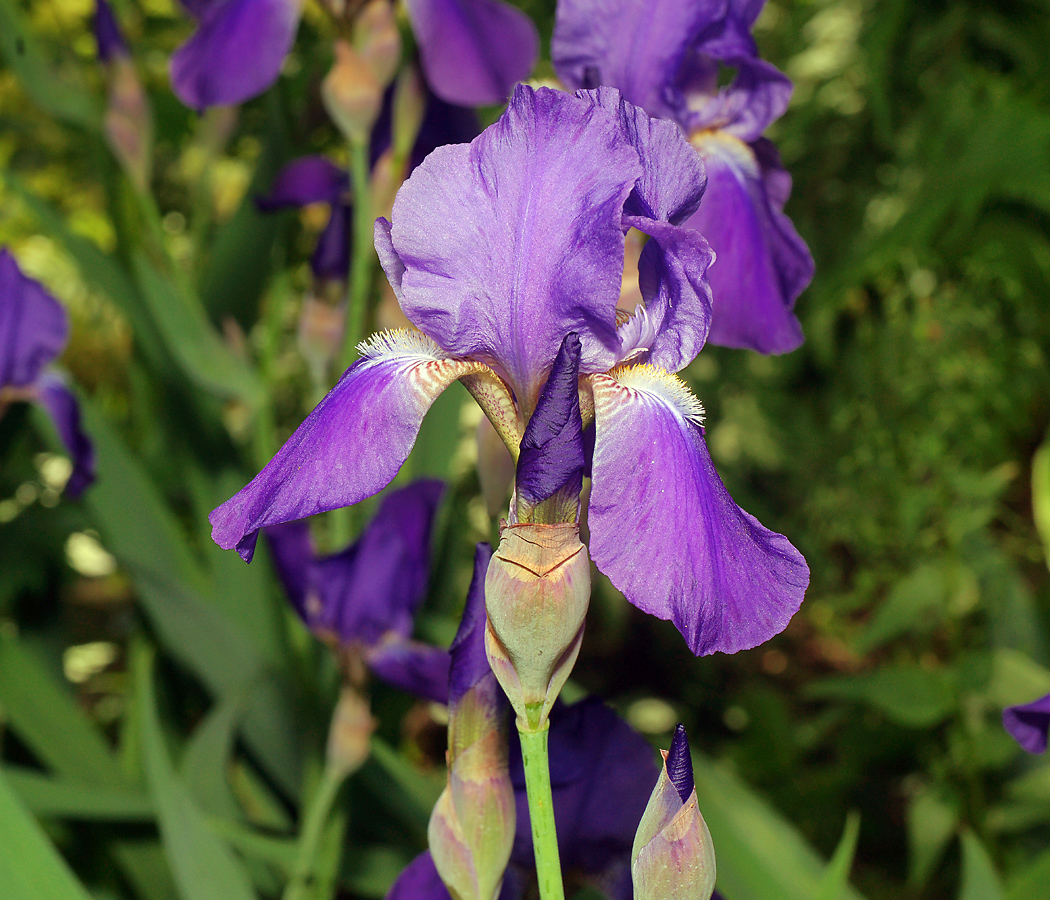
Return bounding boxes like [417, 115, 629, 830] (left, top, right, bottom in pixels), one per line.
[666, 723, 693, 802]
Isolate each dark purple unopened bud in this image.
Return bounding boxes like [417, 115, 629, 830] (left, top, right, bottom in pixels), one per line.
[1004, 693, 1050, 754]
[448, 543, 495, 706]
[94, 0, 128, 63]
[515, 333, 584, 520]
[666, 723, 694, 802]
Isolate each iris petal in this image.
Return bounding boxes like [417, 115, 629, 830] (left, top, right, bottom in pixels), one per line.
[1003, 693, 1050, 754]
[588, 365, 808, 655]
[0, 249, 68, 388]
[405, 0, 538, 107]
[687, 134, 810, 354]
[382, 86, 639, 406]
[210, 330, 488, 561]
[36, 373, 96, 498]
[170, 0, 300, 110]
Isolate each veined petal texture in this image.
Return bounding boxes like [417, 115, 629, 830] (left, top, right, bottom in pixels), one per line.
[382, 85, 640, 408]
[588, 366, 808, 655]
[210, 330, 487, 561]
[405, 0, 538, 107]
[553, 0, 723, 117]
[0, 249, 68, 388]
[687, 134, 810, 354]
[170, 0, 300, 110]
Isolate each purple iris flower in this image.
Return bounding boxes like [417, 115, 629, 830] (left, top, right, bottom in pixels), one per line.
[265, 479, 450, 702]
[0, 250, 94, 497]
[553, 0, 814, 354]
[212, 84, 808, 657]
[1003, 693, 1050, 754]
[257, 156, 352, 282]
[171, 0, 537, 111]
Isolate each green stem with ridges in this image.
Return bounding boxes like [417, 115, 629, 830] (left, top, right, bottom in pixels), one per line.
[282, 766, 347, 900]
[517, 722, 565, 900]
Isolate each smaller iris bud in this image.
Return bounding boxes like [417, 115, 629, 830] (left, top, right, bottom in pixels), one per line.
[325, 685, 376, 776]
[95, 1, 152, 193]
[429, 545, 515, 900]
[631, 724, 716, 900]
[322, 40, 383, 144]
[355, 0, 401, 90]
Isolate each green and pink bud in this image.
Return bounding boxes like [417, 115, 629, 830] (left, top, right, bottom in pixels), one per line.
[632, 724, 716, 900]
[429, 546, 515, 900]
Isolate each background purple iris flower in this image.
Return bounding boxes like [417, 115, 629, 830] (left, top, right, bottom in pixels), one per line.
[212, 84, 808, 657]
[553, 0, 814, 355]
[265, 479, 450, 702]
[171, 0, 537, 111]
[1003, 693, 1050, 754]
[0, 249, 94, 497]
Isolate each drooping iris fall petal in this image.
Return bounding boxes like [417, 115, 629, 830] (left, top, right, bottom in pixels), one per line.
[588, 365, 808, 654]
[36, 373, 96, 498]
[685, 134, 810, 354]
[210, 331, 487, 561]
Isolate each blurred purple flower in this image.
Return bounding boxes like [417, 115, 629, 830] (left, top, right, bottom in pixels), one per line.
[0, 250, 94, 497]
[403, 0, 538, 106]
[93, 0, 128, 62]
[265, 479, 449, 701]
[213, 85, 808, 657]
[553, 0, 813, 354]
[171, 0, 301, 111]
[256, 156, 352, 282]
[171, 0, 536, 111]
[1003, 693, 1050, 754]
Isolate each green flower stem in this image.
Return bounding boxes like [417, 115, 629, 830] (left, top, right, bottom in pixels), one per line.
[340, 135, 377, 376]
[518, 722, 565, 900]
[282, 766, 348, 900]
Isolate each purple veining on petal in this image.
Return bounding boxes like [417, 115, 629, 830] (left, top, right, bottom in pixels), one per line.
[1003, 693, 1050, 754]
[368, 640, 451, 705]
[448, 543, 494, 705]
[0, 249, 69, 388]
[210, 333, 480, 562]
[405, 0, 538, 107]
[385, 850, 452, 900]
[687, 134, 810, 354]
[666, 723, 694, 801]
[170, 0, 300, 110]
[516, 333, 585, 509]
[588, 369, 808, 655]
[256, 156, 348, 210]
[553, 0, 720, 118]
[509, 697, 658, 880]
[36, 373, 96, 498]
[94, 0, 129, 62]
[386, 85, 639, 406]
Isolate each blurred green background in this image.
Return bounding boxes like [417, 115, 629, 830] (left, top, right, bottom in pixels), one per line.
[1, 1, 1049, 899]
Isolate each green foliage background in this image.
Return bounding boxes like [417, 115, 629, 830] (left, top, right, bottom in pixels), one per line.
[1, 1, 1049, 899]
